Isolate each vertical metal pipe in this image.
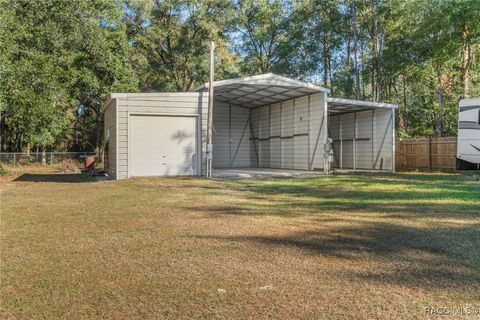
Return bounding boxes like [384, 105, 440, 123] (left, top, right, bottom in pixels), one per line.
[268, 104, 271, 168]
[279, 103, 282, 168]
[353, 112, 357, 171]
[371, 110, 375, 169]
[206, 41, 215, 177]
[307, 95, 311, 170]
[323, 93, 329, 174]
[392, 108, 396, 173]
[229, 104, 232, 167]
[340, 115, 343, 169]
[292, 99, 296, 169]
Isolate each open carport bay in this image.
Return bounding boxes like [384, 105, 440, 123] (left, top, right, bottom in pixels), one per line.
[199, 74, 397, 174]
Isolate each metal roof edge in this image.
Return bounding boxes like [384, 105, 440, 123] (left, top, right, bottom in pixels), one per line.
[192, 73, 330, 94]
[327, 97, 398, 109]
[100, 92, 209, 112]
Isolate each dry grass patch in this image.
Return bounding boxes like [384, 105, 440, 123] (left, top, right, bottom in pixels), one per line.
[1, 168, 479, 319]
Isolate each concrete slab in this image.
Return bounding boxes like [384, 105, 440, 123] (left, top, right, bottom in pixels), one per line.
[212, 168, 325, 179]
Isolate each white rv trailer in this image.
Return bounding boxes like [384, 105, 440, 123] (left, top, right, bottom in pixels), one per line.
[457, 98, 480, 167]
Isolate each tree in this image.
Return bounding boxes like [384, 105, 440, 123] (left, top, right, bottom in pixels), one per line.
[381, 0, 480, 136]
[0, 0, 72, 152]
[439, 0, 480, 98]
[69, 0, 139, 152]
[232, 0, 289, 75]
[0, 0, 139, 153]
[291, 0, 346, 85]
[2, 0, 479, 151]
[351, 0, 361, 99]
[130, 0, 236, 92]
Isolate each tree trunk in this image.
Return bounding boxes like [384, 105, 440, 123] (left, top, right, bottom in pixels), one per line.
[460, 23, 471, 98]
[26, 142, 31, 157]
[399, 73, 407, 132]
[328, 47, 332, 88]
[361, 39, 366, 99]
[370, 0, 377, 101]
[371, 53, 375, 101]
[345, 30, 352, 98]
[435, 70, 444, 137]
[41, 146, 46, 165]
[376, 39, 383, 101]
[351, 0, 361, 100]
[323, 30, 328, 87]
[346, 33, 351, 69]
[94, 112, 103, 154]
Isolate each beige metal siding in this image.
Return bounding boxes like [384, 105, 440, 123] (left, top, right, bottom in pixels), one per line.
[373, 109, 394, 170]
[281, 100, 294, 168]
[341, 113, 355, 168]
[246, 92, 327, 171]
[329, 114, 341, 168]
[115, 92, 207, 179]
[356, 111, 374, 169]
[212, 101, 230, 168]
[329, 108, 393, 170]
[230, 106, 251, 167]
[103, 100, 117, 179]
[258, 106, 270, 167]
[309, 93, 326, 170]
[269, 103, 281, 168]
[294, 97, 309, 169]
[212, 101, 251, 168]
[250, 108, 260, 166]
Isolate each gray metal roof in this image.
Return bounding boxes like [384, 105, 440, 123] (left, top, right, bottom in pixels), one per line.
[327, 97, 398, 115]
[193, 73, 330, 108]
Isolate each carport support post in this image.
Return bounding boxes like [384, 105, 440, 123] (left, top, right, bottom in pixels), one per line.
[353, 113, 357, 171]
[323, 93, 330, 174]
[206, 41, 215, 177]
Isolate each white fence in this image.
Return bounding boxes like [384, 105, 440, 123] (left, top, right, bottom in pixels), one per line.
[0, 152, 96, 166]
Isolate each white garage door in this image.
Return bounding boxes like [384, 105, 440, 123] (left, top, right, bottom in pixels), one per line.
[129, 115, 197, 177]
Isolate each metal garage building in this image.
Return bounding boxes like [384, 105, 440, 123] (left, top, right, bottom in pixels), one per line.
[101, 73, 397, 179]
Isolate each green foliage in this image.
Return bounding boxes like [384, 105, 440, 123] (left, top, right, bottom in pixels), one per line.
[69, 0, 138, 150]
[127, 0, 237, 91]
[0, 0, 138, 152]
[1, 0, 479, 152]
[380, 0, 480, 136]
[0, 0, 71, 149]
[232, 0, 288, 74]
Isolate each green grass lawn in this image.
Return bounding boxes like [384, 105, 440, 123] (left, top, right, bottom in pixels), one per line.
[1, 167, 479, 319]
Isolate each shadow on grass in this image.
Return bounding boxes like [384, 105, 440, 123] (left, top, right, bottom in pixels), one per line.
[197, 221, 480, 288]
[213, 172, 480, 216]
[14, 173, 96, 183]
[190, 172, 480, 288]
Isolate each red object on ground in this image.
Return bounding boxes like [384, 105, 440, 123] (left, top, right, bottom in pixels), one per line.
[84, 156, 95, 171]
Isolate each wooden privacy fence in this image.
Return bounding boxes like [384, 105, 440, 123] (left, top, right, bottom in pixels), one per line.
[395, 137, 457, 170]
